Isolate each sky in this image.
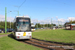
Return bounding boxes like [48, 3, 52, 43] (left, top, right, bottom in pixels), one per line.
[0, 0, 75, 25]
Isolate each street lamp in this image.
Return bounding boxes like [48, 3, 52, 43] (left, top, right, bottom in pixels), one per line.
[56, 16, 59, 28]
[51, 17, 53, 29]
[5, 7, 7, 33]
[37, 20, 38, 29]
[10, 11, 12, 28]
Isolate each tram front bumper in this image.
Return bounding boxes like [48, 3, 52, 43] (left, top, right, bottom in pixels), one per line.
[16, 36, 32, 39]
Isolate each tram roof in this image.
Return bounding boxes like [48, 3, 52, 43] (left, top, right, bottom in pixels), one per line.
[16, 16, 30, 18]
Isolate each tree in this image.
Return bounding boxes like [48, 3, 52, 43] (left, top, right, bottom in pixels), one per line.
[64, 20, 75, 26]
[35, 23, 56, 28]
[48, 24, 51, 27]
[35, 23, 42, 28]
[0, 21, 14, 29]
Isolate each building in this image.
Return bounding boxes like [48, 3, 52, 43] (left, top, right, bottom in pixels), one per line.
[65, 24, 75, 30]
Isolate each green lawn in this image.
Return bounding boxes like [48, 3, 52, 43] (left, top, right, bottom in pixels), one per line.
[0, 32, 11, 35]
[0, 36, 42, 50]
[0, 29, 75, 50]
[32, 29, 75, 43]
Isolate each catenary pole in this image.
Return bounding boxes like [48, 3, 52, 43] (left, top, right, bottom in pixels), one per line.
[10, 11, 12, 28]
[51, 18, 52, 29]
[5, 7, 7, 33]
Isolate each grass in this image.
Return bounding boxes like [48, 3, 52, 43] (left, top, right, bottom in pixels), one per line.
[0, 36, 42, 50]
[0, 29, 74, 50]
[0, 32, 11, 35]
[32, 29, 75, 43]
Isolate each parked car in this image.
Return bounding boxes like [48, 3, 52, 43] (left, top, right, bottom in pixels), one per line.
[8, 28, 14, 32]
[0, 29, 2, 33]
[2, 28, 14, 33]
[0, 29, 4, 33]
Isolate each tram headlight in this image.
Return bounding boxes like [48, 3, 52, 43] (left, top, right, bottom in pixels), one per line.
[28, 33, 30, 34]
[18, 33, 20, 35]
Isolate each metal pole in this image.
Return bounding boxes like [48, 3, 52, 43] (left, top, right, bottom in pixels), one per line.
[10, 21, 11, 28]
[47, 23, 48, 29]
[43, 22, 44, 28]
[18, 7, 19, 16]
[37, 23, 38, 29]
[10, 11, 12, 28]
[51, 18, 52, 29]
[18, 11, 19, 16]
[37, 20, 38, 29]
[56, 17, 59, 28]
[58, 20, 59, 28]
[5, 7, 7, 33]
[47, 24, 48, 28]
[42, 22, 44, 28]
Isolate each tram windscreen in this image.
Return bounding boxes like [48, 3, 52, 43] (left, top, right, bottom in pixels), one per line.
[16, 18, 31, 31]
[31, 27, 35, 29]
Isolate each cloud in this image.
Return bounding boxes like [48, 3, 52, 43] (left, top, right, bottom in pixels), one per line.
[0, 14, 14, 22]
[56, 17, 75, 25]
[31, 17, 75, 25]
[0, 15, 5, 21]
[58, 18, 67, 22]
[31, 19, 51, 24]
[68, 17, 75, 21]
[0, 15, 75, 25]
[7, 17, 14, 22]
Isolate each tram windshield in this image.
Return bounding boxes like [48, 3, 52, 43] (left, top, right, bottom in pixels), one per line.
[31, 27, 35, 29]
[16, 18, 31, 32]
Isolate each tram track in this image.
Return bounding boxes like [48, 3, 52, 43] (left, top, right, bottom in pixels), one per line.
[8, 34, 75, 50]
[20, 38, 75, 50]
[32, 38, 75, 46]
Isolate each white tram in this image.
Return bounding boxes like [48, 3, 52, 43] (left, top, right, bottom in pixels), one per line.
[31, 25, 35, 31]
[13, 16, 32, 39]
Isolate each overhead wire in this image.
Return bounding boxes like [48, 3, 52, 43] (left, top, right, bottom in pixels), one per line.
[19, 0, 26, 8]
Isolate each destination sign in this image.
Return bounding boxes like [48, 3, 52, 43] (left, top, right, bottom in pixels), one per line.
[19, 19, 29, 22]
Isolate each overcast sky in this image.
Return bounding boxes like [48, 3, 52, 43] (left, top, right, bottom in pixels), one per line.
[0, 0, 75, 25]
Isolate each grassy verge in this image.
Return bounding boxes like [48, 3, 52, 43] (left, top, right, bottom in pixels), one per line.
[0, 32, 11, 35]
[0, 36, 42, 50]
[32, 29, 75, 43]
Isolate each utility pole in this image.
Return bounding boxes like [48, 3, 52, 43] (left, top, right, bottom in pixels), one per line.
[47, 23, 48, 28]
[14, 0, 26, 16]
[58, 20, 59, 28]
[42, 21, 44, 28]
[51, 18, 53, 29]
[18, 8, 19, 16]
[47, 23, 49, 27]
[47, 23, 48, 29]
[37, 20, 38, 29]
[10, 11, 12, 28]
[15, 6, 19, 16]
[56, 16, 59, 28]
[5, 7, 7, 33]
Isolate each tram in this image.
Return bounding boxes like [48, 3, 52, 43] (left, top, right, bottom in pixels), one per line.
[31, 25, 35, 31]
[13, 16, 32, 39]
